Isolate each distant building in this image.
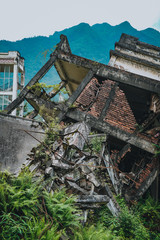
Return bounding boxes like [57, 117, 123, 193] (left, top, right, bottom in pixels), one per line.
[109, 33, 160, 80]
[0, 51, 25, 116]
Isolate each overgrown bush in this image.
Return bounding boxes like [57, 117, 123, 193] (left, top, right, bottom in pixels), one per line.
[95, 198, 150, 240]
[136, 195, 160, 239]
[111, 206, 150, 240]
[83, 134, 105, 154]
[72, 223, 119, 240]
[0, 170, 79, 239]
[0, 169, 160, 239]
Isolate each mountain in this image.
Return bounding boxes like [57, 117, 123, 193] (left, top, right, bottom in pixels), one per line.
[0, 21, 160, 85]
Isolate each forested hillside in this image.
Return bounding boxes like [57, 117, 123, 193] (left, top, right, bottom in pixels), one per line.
[0, 21, 160, 85]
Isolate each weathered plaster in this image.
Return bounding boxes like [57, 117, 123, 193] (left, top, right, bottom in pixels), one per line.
[0, 113, 44, 173]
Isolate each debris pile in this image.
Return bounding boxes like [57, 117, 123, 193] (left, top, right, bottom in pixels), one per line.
[23, 122, 120, 217]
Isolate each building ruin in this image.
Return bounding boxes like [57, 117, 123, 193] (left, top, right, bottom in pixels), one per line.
[1, 34, 160, 211]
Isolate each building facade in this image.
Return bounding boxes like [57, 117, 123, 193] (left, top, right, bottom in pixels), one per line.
[0, 51, 25, 116]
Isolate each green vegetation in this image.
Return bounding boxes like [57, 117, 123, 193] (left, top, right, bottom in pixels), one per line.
[0, 170, 79, 240]
[96, 203, 149, 239]
[136, 196, 160, 239]
[28, 82, 68, 95]
[0, 169, 160, 239]
[95, 196, 160, 240]
[152, 143, 160, 157]
[83, 133, 105, 155]
[72, 224, 118, 240]
[90, 135, 105, 154]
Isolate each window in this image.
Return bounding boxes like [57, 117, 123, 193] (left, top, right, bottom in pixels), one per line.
[0, 95, 12, 110]
[0, 65, 13, 91]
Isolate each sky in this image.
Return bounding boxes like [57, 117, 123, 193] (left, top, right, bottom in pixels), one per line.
[0, 0, 160, 41]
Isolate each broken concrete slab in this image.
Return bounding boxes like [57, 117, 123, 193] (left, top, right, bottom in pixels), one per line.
[76, 195, 109, 203]
[29, 162, 41, 172]
[45, 167, 54, 177]
[63, 121, 91, 150]
[52, 159, 73, 170]
[66, 181, 92, 195]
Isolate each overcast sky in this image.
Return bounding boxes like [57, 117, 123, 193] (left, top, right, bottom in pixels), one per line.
[1, 0, 160, 41]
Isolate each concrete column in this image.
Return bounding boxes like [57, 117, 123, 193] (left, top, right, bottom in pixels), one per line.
[19, 72, 25, 117]
[12, 64, 18, 115]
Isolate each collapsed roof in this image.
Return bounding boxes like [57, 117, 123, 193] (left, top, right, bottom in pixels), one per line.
[3, 33, 160, 202]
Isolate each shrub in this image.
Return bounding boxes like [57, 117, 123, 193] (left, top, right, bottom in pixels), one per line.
[0, 170, 79, 239]
[111, 206, 150, 240]
[95, 199, 150, 240]
[0, 170, 159, 239]
[137, 195, 160, 238]
[72, 223, 119, 240]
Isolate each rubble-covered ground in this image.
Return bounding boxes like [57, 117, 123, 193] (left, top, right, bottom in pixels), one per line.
[25, 121, 120, 216]
[1, 121, 159, 239]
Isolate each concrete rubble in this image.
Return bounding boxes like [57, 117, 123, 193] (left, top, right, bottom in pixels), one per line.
[25, 122, 120, 217]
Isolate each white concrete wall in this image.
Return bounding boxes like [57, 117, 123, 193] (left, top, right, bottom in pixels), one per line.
[109, 56, 160, 80]
[0, 113, 44, 173]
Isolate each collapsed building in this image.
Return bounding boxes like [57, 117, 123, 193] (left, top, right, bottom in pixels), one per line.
[1, 33, 160, 215]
